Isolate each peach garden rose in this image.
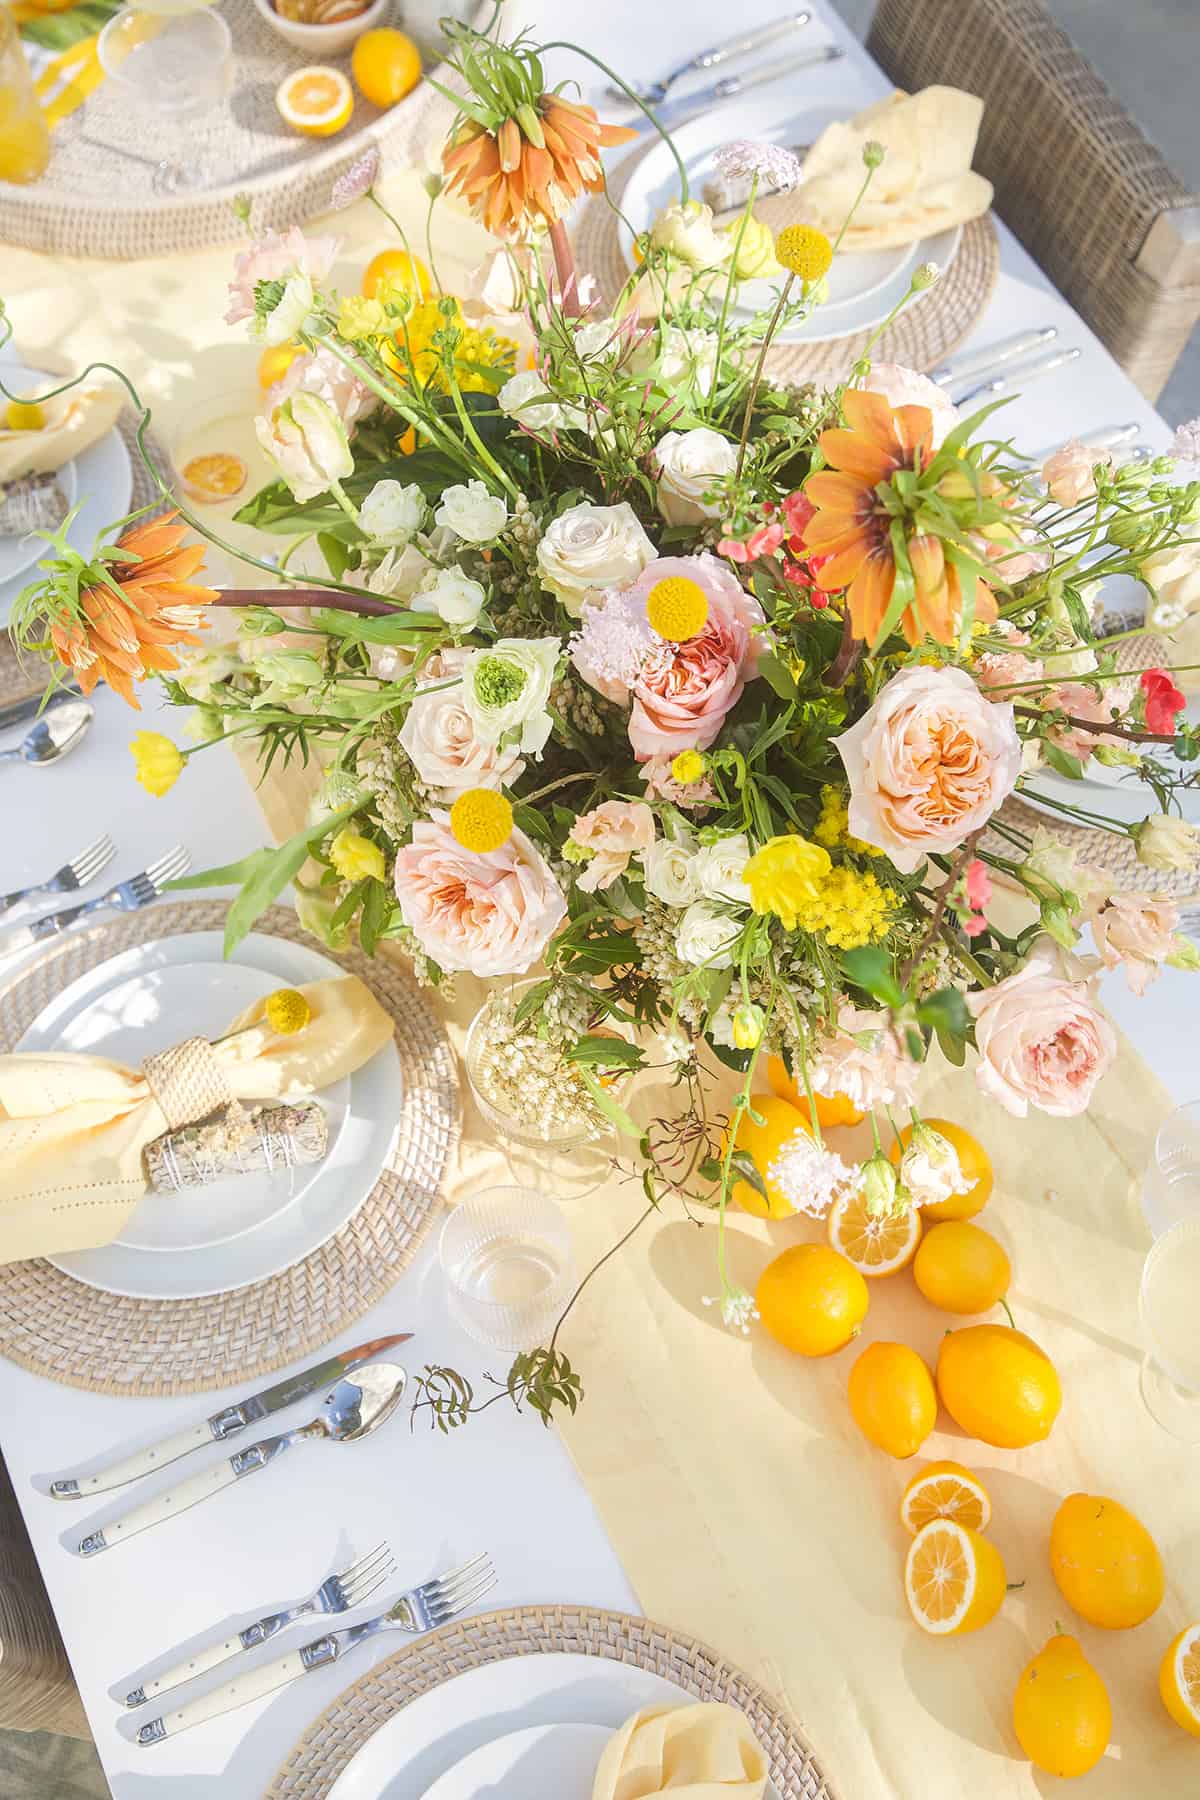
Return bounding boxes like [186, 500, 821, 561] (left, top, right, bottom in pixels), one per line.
[398, 648, 524, 800]
[392, 814, 566, 976]
[1088, 892, 1180, 995]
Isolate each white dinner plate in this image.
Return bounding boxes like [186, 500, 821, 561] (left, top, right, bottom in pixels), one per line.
[0, 355, 132, 624]
[617, 97, 960, 344]
[17, 929, 401, 1299]
[420, 1723, 613, 1800]
[327, 1652, 784, 1800]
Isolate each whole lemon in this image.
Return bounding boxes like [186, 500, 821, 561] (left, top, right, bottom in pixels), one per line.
[756, 1245, 869, 1357]
[889, 1118, 992, 1220]
[848, 1341, 937, 1458]
[1050, 1493, 1164, 1629]
[913, 1220, 1011, 1315]
[936, 1324, 1061, 1448]
[362, 248, 431, 301]
[766, 1055, 863, 1127]
[352, 28, 422, 109]
[1013, 1633, 1111, 1777]
[722, 1095, 813, 1219]
[1159, 1623, 1200, 1737]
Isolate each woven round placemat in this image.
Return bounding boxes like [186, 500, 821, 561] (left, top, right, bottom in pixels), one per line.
[572, 137, 999, 378]
[266, 1605, 838, 1800]
[0, 900, 459, 1396]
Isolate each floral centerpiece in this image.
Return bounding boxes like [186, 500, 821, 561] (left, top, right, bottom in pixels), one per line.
[5, 15, 1200, 1401]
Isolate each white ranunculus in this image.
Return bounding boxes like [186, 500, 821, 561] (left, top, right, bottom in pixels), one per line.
[414, 567, 487, 630]
[359, 479, 425, 545]
[695, 833, 752, 905]
[363, 542, 435, 603]
[653, 427, 738, 527]
[254, 392, 352, 503]
[260, 271, 315, 346]
[650, 200, 732, 272]
[642, 836, 701, 908]
[1140, 541, 1200, 625]
[434, 479, 508, 545]
[460, 637, 561, 755]
[536, 501, 656, 616]
[675, 900, 741, 969]
[498, 369, 584, 435]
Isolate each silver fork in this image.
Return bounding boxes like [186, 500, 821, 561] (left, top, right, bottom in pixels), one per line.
[0, 833, 116, 922]
[137, 1555, 497, 1745]
[0, 844, 190, 960]
[125, 1543, 395, 1709]
[606, 13, 810, 105]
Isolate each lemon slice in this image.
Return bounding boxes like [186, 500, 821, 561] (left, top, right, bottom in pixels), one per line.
[900, 1460, 992, 1536]
[276, 66, 354, 138]
[181, 452, 248, 503]
[828, 1187, 921, 1277]
[904, 1519, 1005, 1636]
[1161, 1623, 1200, 1739]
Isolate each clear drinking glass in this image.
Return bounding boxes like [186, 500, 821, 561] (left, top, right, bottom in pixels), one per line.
[1139, 1217, 1200, 1441]
[97, 5, 233, 196]
[439, 1187, 575, 1353]
[1142, 1101, 1200, 1240]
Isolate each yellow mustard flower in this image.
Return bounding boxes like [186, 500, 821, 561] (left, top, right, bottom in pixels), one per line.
[790, 866, 896, 949]
[337, 295, 387, 343]
[449, 787, 514, 854]
[774, 224, 833, 283]
[329, 827, 386, 883]
[670, 749, 706, 785]
[742, 835, 831, 929]
[264, 988, 311, 1035]
[387, 300, 517, 396]
[130, 731, 184, 797]
[646, 576, 709, 642]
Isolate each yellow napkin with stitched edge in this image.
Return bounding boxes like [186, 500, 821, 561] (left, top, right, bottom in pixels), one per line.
[0, 975, 394, 1263]
[592, 1704, 768, 1800]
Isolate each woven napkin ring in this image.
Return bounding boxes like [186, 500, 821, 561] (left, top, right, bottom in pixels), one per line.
[141, 1036, 243, 1132]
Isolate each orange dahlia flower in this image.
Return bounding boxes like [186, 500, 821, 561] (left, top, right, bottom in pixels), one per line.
[442, 96, 636, 239]
[50, 512, 216, 707]
[802, 389, 997, 647]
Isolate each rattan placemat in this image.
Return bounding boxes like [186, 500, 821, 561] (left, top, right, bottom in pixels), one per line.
[573, 136, 999, 378]
[266, 1604, 838, 1800]
[0, 900, 459, 1396]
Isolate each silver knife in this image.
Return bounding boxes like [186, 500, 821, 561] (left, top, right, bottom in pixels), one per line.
[0, 683, 83, 738]
[48, 1333, 412, 1501]
[949, 346, 1082, 409]
[607, 13, 812, 106]
[629, 44, 846, 134]
[1035, 421, 1142, 460]
[930, 327, 1059, 387]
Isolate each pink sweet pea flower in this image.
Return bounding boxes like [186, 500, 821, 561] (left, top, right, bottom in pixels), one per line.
[1141, 667, 1186, 735]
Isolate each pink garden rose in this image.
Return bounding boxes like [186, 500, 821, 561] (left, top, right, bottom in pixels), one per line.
[226, 227, 340, 326]
[857, 362, 959, 449]
[626, 555, 765, 759]
[834, 666, 1022, 873]
[809, 1004, 919, 1111]
[968, 953, 1117, 1117]
[568, 800, 655, 892]
[398, 648, 524, 800]
[1088, 892, 1179, 994]
[392, 814, 566, 977]
[1041, 437, 1112, 508]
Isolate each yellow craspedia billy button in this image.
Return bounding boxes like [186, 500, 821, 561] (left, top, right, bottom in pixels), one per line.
[774, 224, 834, 283]
[264, 988, 311, 1035]
[646, 576, 709, 642]
[450, 787, 514, 854]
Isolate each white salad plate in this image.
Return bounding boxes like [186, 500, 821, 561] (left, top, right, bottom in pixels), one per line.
[420, 1722, 614, 1800]
[1018, 693, 1200, 829]
[327, 1652, 783, 1800]
[617, 96, 960, 344]
[16, 929, 401, 1300]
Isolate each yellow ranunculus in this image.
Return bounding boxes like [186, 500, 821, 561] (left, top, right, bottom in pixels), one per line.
[130, 731, 185, 798]
[725, 210, 783, 281]
[742, 835, 832, 930]
[329, 827, 386, 883]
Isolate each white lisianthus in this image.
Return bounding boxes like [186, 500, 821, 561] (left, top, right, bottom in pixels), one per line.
[259, 271, 315, 346]
[174, 648, 242, 703]
[414, 567, 487, 630]
[359, 479, 425, 545]
[650, 200, 732, 271]
[498, 369, 585, 434]
[254, 393, 352, 503]
[434, 479, 509, 544]
[642, 836, 701, 907]
[249, 651, 325, 705]
[653, 427, 738, 527]
[695, 833, 752, 904]
[461, 637, 560, 755]
[675, 900, 741, 969]
[1133, 812, 1200, 872]
[899, 1124, 969, 1208]
[1140, 541, 1200, 625]
[653, 327, 719, 399]
[536, 501, 656, 616]
[573, 319, 621, 358]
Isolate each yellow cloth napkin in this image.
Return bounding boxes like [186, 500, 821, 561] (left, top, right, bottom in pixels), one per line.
[0, 975, 394, 1263]
[592, 1704, 768, 1800]
[759, 85, 993, 253]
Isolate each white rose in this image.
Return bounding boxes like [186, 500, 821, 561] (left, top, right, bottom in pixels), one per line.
[461, 636, 560, 755]
[1141, 542, 1200, 624]
[359, 479, 425, 545]
[498, 369, 584, 435]
[536, 501, 656, 617]
[434, 479, 508, 544]
[633, 326, 719, 400]
[695, 833, 751, 904]
[675, 900, 741, 969]
[653, 427, 738, 527]
[650, 200, 732, 271]
[573, 319, 621, 358]
[399, 647, 524, 799]
[642, 837, 701, 907]
[363, 541, 435, 601]
[259, 271, 315, 346]
[414, 567, 487, 629]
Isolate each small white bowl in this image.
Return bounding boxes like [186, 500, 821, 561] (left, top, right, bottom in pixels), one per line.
[253, 0, 389, 59]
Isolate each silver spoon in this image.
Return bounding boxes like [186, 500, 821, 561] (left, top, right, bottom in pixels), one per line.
[76, 1364, 408, 1555]
[0, 698, 94, 768]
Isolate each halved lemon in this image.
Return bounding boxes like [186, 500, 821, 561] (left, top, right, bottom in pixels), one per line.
[1160, 1623, 1200, 1739]
[257, 341, 303, 390]
[181, 452, 248, 503]
[828, 1187, 921, 1277]
[904, 1518, 1006, 1636]
[275, 66, 353, 138]
[900, 1460, 992, 1536]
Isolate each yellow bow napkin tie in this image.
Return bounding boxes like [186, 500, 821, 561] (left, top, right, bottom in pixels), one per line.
[592, 1704, 768, 1800]
[0, 975, 394, 1265]
[33, 32, 106, 129]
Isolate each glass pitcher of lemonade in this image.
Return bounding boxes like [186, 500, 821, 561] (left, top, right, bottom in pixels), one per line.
[0, 6, 52, 185]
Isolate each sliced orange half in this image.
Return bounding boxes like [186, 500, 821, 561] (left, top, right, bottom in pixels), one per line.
[1160, 1623, 1200, 1739]
[900, 1460, 992, 1536]
[181, 452, 248, 503]
[275, 65, 353, 138]
[828, 1187, 921, 1277]
[904, 1518, 1005, 1636]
